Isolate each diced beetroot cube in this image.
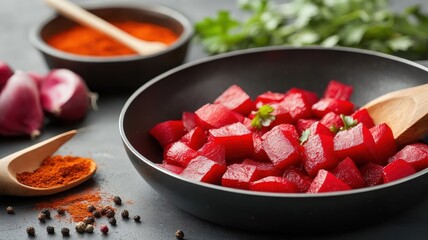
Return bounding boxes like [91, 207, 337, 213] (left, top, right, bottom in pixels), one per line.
[270, 103, 293, 127]
[285, 87, 319, 106]
[182, 112, 197, 132]
[307, 121, 334, 139]
[249, 176, 298, 193]
[181, 156, 227, 184]
[279, 92, 314, 121]
[164, 141, 198, 167]
[242, 159, 283, 178]
[312, 98, 354, 118]
[255, 91, 285, 106]
[296, 119, 317, 135]
[157, 163, 184, 174]
[232, 112, 246, 123]
[222, 164, 259, 190]
[180, 126, 207, 150]
[331, 157, 366, 189]
[262, 125, 301, 169]
[307, 169, 351, 193]
[149, 120, 186, 148]
[251, 133, 270, 162]
[263, 124, 299, 140]
[283, 167, 313, 193]
[323, 80, 353, 101]
[382, 159, 416, 183]
[197, 140, 226, 165]
[214, 84, 255, 115]
[320, 112, 344, 129]
[370, 123, 397, 165]
[388, 143, 428, 171]
[209, 122, 254, 159]
[359, 162, 384, 187]
[352, 108, 375, 129]
[195, 103, 239, 129]
[302, 134, 339, 176]
[333, 123, 376, 165]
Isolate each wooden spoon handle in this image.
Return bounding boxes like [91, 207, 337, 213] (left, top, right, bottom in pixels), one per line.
[44, 0, 167, 55]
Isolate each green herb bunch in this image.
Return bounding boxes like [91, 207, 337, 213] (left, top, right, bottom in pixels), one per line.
[195, 0, 428, 60]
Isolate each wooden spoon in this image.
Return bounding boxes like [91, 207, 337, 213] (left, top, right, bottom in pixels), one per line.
[363, 83, 428, 146]
[44, 0, 168, 55]
[0, 130, 96, 196]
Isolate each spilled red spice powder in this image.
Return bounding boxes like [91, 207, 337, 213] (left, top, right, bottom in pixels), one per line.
[36, 188, 112, 222]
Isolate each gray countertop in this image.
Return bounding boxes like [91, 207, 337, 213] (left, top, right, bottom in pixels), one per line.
[1, 0, 428, 239]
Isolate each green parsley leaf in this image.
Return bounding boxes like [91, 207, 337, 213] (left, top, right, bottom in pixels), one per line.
[251, 104, 276, 129]
[339, 114, 358, 131]
[299, 129, 311, 145]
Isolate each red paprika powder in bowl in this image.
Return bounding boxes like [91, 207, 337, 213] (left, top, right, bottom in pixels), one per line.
[30, 3, 193, 93]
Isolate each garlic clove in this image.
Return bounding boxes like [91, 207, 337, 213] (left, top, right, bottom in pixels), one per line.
[40, 69, 96, 122]
[0, 61, 13, 90]
[0, 71, 44, 138]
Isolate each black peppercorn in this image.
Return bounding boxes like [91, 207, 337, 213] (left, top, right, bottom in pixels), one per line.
[26, 226, 35, 236]
[121, 210, 129, 219]
[57, 207, 65, 215]
[106, 209, 115, 218]
[113, 195, 122, 205]
[92, 210, 101, 218]
[46, 225, 55, 234]
[6, 206, 14, 214]
[41, 208, 51, 219]
[87, 205, 96, 212]
[175, 230, 184, 240]
[100, 224, 109, 234]
[38, 212, 47, 222]
[134, 215, 141, 222]
[61, 227, 70, 236]
[101, 206, 113, 215]
[108, 217, 117, 226]
[83, 216, 95, 224]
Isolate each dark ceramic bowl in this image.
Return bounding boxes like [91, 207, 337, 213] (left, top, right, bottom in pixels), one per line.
[119, 46, 428, 233]
[30, 3, 193, 93]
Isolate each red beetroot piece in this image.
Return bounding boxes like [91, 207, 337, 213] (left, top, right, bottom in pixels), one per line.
[331, 157, 366, 189]
[302, 134, 339, 176]
[312, 98, 354, 118]
[180, 126, 206, 150]
[285, 87, 319, 106]
[251, 133, 270, 162]
[249, 176, 298, 193]
[163, 141, 197, 167]
[181, 156, 227, 184]
[307, 121, 334, 139]
[388, 143, 428, 171]
[320, 112, 344, 129]
[262, 125, 301, 169]
[208, 122, 254, 159]
[283, 167, 313, 193]
[157, 162, 184, 174]
[150, 120, 186, 148]
[382, 159, 416, 183]
[333, 123, 376, 165]
[352, 108, 375, 129]
[307, 169, 351, 193]
[279, 91, 314, 122]
[269, 103, 293, 127]
[195, 103, 239, 129]
[296, 118, 317, 135]
[222, 164, 259, 190]
[255, 91, 284, 106]
[214, 84, 255, 115]
[197, 140, 226, 165]
[0, 71, 44, 138]
[182, 111, 197, 131]
[242, 159, 283, 178]
[323, 80, 353, 101]
[0, 60, 13, 88]
[40, 69, 96, 122]
[370, 123, 397, 165]
[359, 162, 384, 187]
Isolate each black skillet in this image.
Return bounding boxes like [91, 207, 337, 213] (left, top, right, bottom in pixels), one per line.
[119, 46, 428, 233]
